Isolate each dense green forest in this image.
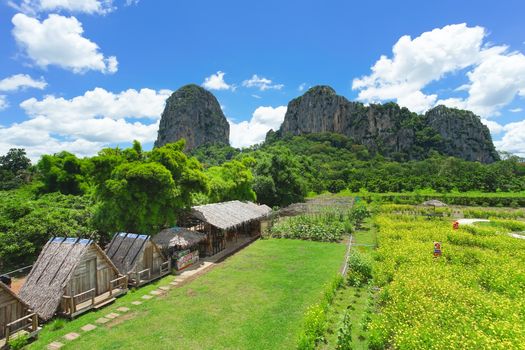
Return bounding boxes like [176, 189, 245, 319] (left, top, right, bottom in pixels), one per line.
[1, 132, 525, 272]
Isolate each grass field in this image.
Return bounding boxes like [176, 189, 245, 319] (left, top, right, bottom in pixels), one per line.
[28, 239, 346, 350]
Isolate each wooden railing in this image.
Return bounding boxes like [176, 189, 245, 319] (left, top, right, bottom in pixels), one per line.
[109, 275, 128, 296]
[160, 261, 171, 275]
[4, 313, 38, 342]
[63, 288, 95, 315]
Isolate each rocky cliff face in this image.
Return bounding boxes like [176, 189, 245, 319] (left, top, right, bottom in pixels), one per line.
[155, 84, 230, 150]
[279, 86, 499, 163]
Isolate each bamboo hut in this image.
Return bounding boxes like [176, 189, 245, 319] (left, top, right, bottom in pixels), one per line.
[105, 233, 171, 287]
[153, 227, 206, 270]
[184, 201, 272, 256]
[0, 282, 39, 348]
[19, 237, 127, 320]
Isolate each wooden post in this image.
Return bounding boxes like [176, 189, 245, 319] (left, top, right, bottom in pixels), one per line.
[109, 280, 113, 296]
[5, 325, 11, 343]
[32, 314, 38, 332]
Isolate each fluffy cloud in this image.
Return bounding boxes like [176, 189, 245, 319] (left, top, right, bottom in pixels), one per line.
[12, 13, 118, 74]
[229, 106, 287, 148]
[352, 23, 525, 117]
[0, 87, 171, 161]
[8, 0, 114, 15]
[0, 74, 47, 91]
[202, 71, 234, 91]
[242, 75, 284, 91]
[494, 120, 525, 157]
[510, 108, 523, 113]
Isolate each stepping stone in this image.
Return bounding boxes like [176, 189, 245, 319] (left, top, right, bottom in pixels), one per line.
[63, 332, 80, 341]
[81, 324, 97, 332]
[150, 290, 162, 296]
[159, 286, 170, 291]
[95, 317, 109, 324]
[117, 306, 130, 313]
[105, 312, 120, 319]
[142, 295, 153, 300]
[169, 281, 179, 286]
[47, 342, 64, 350]
[131, 301, 142, 305]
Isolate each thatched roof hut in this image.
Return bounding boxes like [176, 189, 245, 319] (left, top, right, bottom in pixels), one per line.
[19, 237, 126, 320]
[105, 233, 170, 287]
[421, 199, 448, 207]
[191, 200, 272, 230]
[153, 227, 206, 252]
[0, 281, 38, 343]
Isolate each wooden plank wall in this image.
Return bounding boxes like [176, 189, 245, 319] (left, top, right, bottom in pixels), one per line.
[0, 289, 25, 339]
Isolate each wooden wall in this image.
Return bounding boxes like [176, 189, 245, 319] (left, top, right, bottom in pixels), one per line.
[0, 289, 26, 339]
[137, 241, 164, 276]
[65, 245, 118, 300]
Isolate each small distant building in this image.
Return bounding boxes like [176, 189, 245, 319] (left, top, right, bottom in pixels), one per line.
[421, 199, 448, 207]
[19, 237, 127, 320]
[153, 227, 206, 270]
[0, 282, 39, 347]
[183, 201, 272, 256]
[105, 233, 171, 287]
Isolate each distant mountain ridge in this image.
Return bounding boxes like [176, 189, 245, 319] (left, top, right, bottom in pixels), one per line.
[277, 86, 499, 163]
[155, 84, 499, 163]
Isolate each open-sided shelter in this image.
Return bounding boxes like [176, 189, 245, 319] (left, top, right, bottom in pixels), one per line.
[19, 237, 127, 320]
[153, 227, 206, 270]
[0, 282, 39, 348]
[105, 233, 171, 287]
[184, 201, 272, 256]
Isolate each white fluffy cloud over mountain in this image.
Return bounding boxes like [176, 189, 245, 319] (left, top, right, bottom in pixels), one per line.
[12, 13, 118, 74]
[229, 106, 287, 148]
[0, 88, 171, 161]
[352, 23, 525, 118]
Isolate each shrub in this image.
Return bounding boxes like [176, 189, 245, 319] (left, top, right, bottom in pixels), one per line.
[48, 318, 67, 331]
[347, 251, 372, 287]
[8, 333, 29, 350]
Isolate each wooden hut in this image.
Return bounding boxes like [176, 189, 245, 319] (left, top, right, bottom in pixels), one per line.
[185, 201, 272, 256]
[0, 282, 39, 348]
[153, 227, 206, 270]
[105, 233, 171, 287]
[19, 237, 127, 321]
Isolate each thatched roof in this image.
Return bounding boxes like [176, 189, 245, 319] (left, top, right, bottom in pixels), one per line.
[191, 200, 272, 230]
[153, 227, 206, 250]
[19, 237, 115, 320]
[105, 233, 163, 274]
[421, 199, 448, 207]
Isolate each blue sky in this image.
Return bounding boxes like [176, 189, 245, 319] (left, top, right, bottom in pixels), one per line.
[1, 0, 525, 160]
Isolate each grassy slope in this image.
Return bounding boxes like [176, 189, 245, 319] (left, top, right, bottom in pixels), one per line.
[30, 239, 345, 350]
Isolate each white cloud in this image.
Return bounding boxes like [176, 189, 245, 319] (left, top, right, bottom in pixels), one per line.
[202, 71, 234, 91]
[251, 94, 262, 99]
[229, 106, 287, 148]
[353, 23, 525, 117]
[0, 74, 47, 92]
[495, 120, 525, 157]
[481, 119, 504, 134]
[12, 13, 118, 74]
[0, 96, 8, 111]
[242, 74, 284, 91]
[509, 108, 523, 113]
[8, 0, 114, 15]
[298, 83, 307, 92]
[0, 87, 171, 161]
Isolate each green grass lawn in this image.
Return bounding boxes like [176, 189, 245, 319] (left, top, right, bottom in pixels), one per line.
[29, 239, 346, 350]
